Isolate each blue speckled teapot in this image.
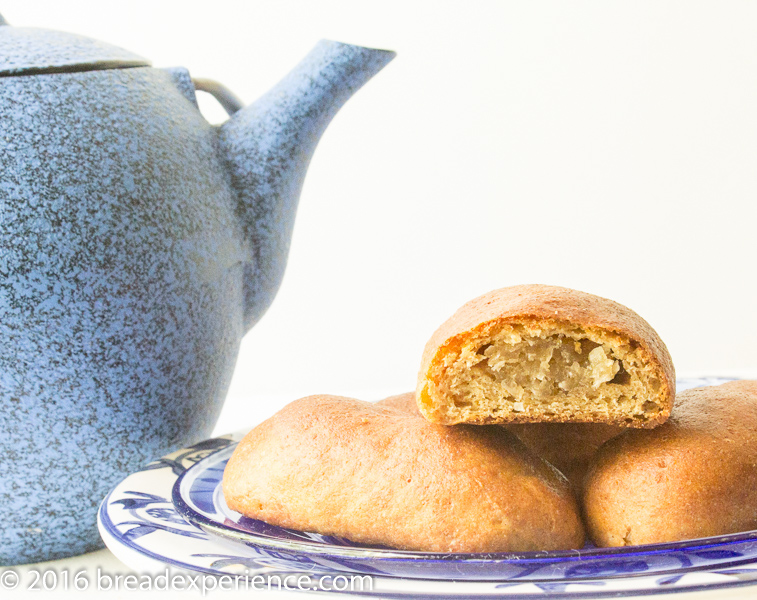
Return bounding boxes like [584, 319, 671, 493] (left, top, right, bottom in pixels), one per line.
[0, 13, 393, 565]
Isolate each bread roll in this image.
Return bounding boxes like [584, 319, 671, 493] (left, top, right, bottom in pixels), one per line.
[583, 380, 757, 546]
[223, 394, 585, 552]
[417, 285, 675, 428]
[505, 422, 622, 490]
[377, 391, 419, 413]
[379, 392, 621, 489]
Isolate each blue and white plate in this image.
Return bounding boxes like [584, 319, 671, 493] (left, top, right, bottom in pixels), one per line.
[99, 377, 757, 597]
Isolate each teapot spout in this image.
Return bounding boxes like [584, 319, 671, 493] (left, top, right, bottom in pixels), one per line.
[219, 40, 395, 331]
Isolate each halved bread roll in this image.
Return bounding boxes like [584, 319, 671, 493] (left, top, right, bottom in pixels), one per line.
[223, 394, 585, 553]
[417, 285, 675, 428]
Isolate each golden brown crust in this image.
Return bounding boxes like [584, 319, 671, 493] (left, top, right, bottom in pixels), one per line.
[583, 380, 757, 547]
[417, 285, 675, 427]
[378, 392, 621, 490]
[377, 391, 419, 413]
[505, 422, 623, 490]
[224, 394, 585, 553]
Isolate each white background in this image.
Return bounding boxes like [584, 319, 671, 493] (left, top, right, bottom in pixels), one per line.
[4, 1, 757, 596]
[6, 0, 757, 433]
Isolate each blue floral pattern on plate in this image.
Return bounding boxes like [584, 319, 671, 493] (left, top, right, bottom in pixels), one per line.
[99, 377, 757, 597]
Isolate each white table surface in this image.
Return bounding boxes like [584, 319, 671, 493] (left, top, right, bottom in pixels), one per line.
[4, 548, 301, 599]
[3, 547, 757, 600]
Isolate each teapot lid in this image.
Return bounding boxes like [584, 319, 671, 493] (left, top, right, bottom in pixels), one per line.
[0, 16, 150, 76]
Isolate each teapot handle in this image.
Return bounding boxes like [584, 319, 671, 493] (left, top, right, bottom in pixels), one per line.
[192, 78, 244, 116]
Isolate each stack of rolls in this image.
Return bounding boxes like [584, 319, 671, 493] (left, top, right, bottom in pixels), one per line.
[223, 285, 757, 551]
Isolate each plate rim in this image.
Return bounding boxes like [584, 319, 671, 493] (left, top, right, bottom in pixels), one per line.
[98, 424, 757, 598]
[172, 442, 757, 567]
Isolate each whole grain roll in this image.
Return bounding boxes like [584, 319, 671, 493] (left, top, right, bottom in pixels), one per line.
[583, 380, 757, 546]
[417, 284, 675, 428]
[505, 422, 623, 490]
[379, 392, 621, 490]
[224, 394, 585, 553]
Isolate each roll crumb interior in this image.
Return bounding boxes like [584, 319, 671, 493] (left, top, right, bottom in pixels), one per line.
[417, 285, 675, 428]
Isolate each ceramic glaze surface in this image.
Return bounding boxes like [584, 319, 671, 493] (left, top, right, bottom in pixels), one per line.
[0, 24, 393, 564]
[219, 41, 395, 329]
[0, 26, 149, 75]
[0, 66, 245, 564]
